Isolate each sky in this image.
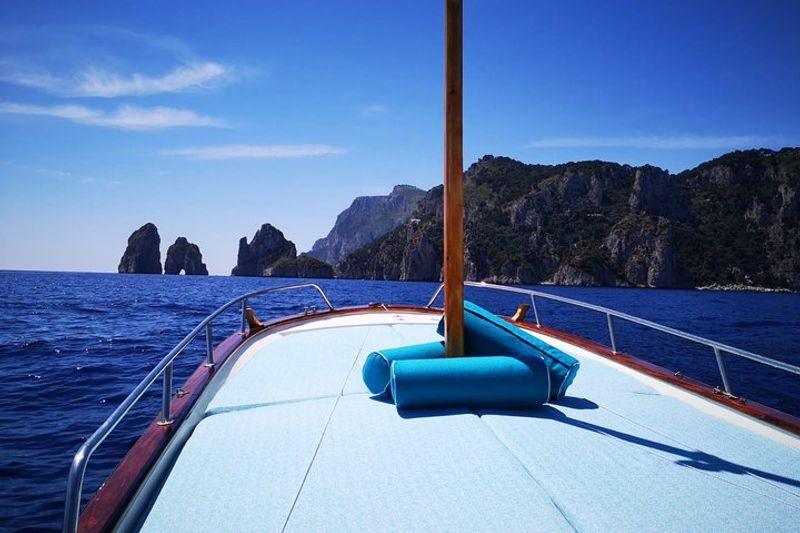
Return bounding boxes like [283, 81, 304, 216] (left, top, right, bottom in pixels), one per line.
[1, 0, 798, 274]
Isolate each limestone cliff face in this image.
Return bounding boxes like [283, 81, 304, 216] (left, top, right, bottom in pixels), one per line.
[164, 237, 209, 275]
[677, 148, 800, 290]
[118, 223, 162, 274]
[231, 223, 297, 276]
[629, 166, 692, 222]
[336, 148, 800, 289]
[335, 188, 443, 281]
[551, 264, 614, 287]
[400, 222, 442, 281]
[308, 185, 426, 265]
[604, 215, 689, 287]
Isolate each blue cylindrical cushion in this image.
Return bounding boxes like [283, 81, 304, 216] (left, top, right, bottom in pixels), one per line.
[438, 301, 580, 401]
[362, 341, 445, 395]
[390, 355, 550, 410]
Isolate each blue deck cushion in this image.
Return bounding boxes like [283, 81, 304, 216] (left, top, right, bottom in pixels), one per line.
[362, 341, 444, 395]
[284, 394, 573, 531]
[437, 300, 580, 400]
[390, 355, 550, 410]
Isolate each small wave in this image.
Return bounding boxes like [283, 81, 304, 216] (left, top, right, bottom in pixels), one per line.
[730, 319, 787, 328]
[13, 339, 51, 350]
[0, 463, 26, 477]
[150, 302, 209, 314]
[0, 339, 56, 359]
[69, 304, 107, 315]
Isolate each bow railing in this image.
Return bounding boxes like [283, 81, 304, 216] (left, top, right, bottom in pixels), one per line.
[427, 281, 800, 397]
[63, 283, 334, 533]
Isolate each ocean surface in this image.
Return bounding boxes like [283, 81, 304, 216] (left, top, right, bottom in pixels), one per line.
[1, 270, 798, 532]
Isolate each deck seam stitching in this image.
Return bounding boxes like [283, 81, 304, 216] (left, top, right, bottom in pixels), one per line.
[281, 329, 371, 532]
[339, 326, 373, 396]
[280, 394, 342, 533]
[475, 411, 580, 532]
[204, 394, 341, 417]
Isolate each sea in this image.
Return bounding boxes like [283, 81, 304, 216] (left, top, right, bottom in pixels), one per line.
[1, 270, 799, 532]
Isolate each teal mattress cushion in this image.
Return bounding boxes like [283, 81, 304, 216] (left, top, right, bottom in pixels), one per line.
[390, 355, 550, 410]
[437, 300, 579, 400]
[362, 341, 445, 395]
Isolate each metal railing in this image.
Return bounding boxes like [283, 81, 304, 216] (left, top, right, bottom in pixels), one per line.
[65, 279, 799, 531]
[427, 281, 800, 396]
[63, 283, 334, 533]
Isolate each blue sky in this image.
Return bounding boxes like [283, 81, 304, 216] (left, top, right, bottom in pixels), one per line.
[1, 0, 798, 274]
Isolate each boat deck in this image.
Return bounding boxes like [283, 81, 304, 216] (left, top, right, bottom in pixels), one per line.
[137, 311, 800, 532]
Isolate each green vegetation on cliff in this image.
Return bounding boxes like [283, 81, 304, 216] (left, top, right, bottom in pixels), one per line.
[266, 256, 334, 278]
[335, 148, 800, 290]
[675, 149, 800, 288]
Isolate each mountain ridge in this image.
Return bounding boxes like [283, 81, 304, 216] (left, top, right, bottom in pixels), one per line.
[306, 184, 427, 265]
[335, 148, 800, 290]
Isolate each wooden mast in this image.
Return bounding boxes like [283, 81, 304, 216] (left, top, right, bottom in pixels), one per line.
[444, 0, 464, 357]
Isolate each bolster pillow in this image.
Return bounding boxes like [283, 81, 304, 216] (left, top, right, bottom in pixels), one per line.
[438, 300, 580, 400]
[390, 355, 550, 410]
[362, 341, 445, 395]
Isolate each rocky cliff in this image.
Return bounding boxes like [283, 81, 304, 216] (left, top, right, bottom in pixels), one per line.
[337, 148, 800, 290]
[307, 185, 426, 265]
[231, 223, 297, 276]
[164, 237, 209, 275]
[676, 148, 800, 289]
[118, 223, 162, 274]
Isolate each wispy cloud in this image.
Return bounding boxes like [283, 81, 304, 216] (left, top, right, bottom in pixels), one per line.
[72, 62, 230, 97]
[360, 103, 388, 117]
[527, 135, 770, 150]
[87, 27, 198, 61]
[0, 62, 232, 97]
[0, 161, 121, 188]
[165, 144, 347, 160]
[0, 69, 60, 90]
[0, 102, 224, 129]
[0, 27, 239, 97]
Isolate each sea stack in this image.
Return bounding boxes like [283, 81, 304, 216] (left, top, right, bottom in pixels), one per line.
[118, 223, 162, 274]
[231, 223, 297, 276]
[164, 237, 209, 275]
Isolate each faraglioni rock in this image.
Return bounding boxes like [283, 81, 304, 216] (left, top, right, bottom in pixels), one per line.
[231, 223, 297, 276]
[264, 256, 334, 278]
[118, 223, 162, 274]
[164, 237, 209, 275]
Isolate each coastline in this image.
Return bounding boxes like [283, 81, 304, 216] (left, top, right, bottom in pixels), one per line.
[3, 269, 797, 294]
[696, 283, 794, 293]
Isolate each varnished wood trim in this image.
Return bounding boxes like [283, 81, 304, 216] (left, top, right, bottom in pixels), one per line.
[511, 303, 530, 323]
[245, 307, 265, 334]
[513, 320, 800, 436]
[78, 332, 245, 532]
[79, 304, 799, 532]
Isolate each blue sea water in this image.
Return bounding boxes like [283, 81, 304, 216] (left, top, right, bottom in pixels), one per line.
[1, 270, 798, 532]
